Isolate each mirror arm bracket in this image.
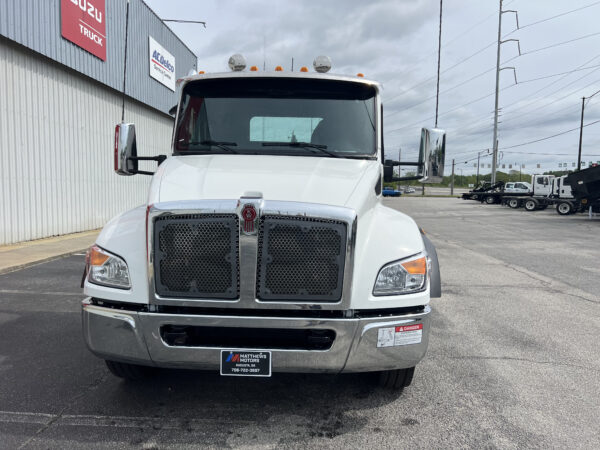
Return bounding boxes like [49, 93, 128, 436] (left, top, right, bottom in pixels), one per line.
[129, 155, 167, 165]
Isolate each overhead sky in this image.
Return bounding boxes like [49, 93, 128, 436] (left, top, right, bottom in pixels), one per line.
[146, 0, 600, 175]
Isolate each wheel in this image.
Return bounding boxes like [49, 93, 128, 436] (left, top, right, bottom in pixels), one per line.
[485, 195, 495, 204]
[378, 367, 415, 390]
[557, 201, 572, 215]
[508, 198, 519, 208]
[524, 199, 537, 211]
[105, 360, 151, 380]
[471, 194, 479, 200]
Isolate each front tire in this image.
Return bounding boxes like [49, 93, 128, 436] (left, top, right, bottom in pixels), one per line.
[105, 360, 151, 380]
[378, 367, 415, 390]
[524, 199, 537, 211]
[485, 195, 496, 204]
[557, 201, 572, 215]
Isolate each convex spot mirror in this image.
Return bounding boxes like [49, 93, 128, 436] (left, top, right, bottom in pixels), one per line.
[418, 127, 446, 183]
[114, 123, 138, 176]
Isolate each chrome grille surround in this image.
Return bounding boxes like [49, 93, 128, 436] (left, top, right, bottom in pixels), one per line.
[147, 200, 357, 310]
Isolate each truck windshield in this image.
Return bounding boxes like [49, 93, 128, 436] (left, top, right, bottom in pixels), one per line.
[174, 77, 377, 158]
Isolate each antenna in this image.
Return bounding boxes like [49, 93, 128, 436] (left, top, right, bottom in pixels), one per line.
[121, 0, 130, 123]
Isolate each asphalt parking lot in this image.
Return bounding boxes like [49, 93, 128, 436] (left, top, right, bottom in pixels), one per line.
[0, 197, 598, 448]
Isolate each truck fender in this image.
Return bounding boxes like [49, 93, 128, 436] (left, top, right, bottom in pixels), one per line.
[421, 232, 441, 298]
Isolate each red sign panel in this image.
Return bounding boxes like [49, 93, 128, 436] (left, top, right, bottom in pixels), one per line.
[61, 0, 106, 61]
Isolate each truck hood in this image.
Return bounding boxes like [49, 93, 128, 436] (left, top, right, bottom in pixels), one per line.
[152, 155, 380, 210]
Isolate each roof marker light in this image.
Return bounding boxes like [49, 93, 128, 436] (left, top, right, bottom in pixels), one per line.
[313, 55, 331, 73]
[357, 73, 364, 77]
[275, 66, 283, 71]
[300, 66, 308, 72]
[198, 70, 205, 74]
[228, 54, 246, 71]
[250, 66, 258, 71]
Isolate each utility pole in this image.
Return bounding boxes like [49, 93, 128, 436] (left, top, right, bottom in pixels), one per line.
[578, 97, 585, 170]
[435, 0, 443, 128]
[450, 159, 455, 195]
[519, 164, 522, 181]
[491, 0, 503, 184]
[476, 153, 481, 184]
[491, 1, 519, 184]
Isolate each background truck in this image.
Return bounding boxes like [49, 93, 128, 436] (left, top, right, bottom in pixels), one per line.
[81, 56, 445, 390]
[473, 174, 553, 208]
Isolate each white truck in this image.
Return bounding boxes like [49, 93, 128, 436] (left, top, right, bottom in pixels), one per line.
[81, 56, 445, 390]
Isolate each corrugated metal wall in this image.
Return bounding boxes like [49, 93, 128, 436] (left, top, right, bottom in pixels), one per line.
[0, 38, 173, 245]
[0, 0, 197, 115]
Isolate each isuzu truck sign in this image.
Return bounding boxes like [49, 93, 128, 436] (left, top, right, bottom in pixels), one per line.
[61, 0, 106, 61]
[149, 36, 176, 91]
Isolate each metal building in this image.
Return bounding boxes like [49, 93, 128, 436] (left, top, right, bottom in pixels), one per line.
[0, 0, 197, 245]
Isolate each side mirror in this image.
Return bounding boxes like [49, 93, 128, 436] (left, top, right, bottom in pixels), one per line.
[418, 127, 446, 183]
[114, 123, 138, 176]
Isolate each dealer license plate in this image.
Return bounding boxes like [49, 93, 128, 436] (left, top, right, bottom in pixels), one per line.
[220, 350, 272, 377]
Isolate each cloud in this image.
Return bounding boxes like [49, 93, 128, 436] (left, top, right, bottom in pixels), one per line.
[147, 0, 600, 173]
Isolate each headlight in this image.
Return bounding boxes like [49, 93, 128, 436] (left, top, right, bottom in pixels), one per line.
[373, 255, 427, 296]
[86, 245, 131, 289]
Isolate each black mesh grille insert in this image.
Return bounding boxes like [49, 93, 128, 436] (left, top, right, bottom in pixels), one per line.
[154, 214, 239, 299]
[257, 216, 347, 302]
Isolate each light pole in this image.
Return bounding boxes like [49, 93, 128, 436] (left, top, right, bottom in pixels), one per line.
[578, 88, 600, 170]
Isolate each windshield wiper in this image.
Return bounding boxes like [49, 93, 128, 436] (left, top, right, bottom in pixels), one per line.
[180, 140, 238, 153]
[262, 141, 339, 158]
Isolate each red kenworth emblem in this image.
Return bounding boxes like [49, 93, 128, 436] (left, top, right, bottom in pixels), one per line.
[241, 204, 257, 233]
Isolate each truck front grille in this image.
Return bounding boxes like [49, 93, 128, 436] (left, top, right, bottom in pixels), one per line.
[256, 216, 347, 302]
[153, 214, 239, 299]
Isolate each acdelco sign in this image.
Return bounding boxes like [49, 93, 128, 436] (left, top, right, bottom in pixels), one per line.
[61, 0, 106, 61]
[149, 36, 176, 91]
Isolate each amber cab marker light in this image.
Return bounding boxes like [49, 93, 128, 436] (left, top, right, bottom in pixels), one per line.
[250, 66, 258, 71]
[275, 66, 283, 71]
[198, 70, 205, 74]
[401, 257, 427, 275]
[300, 66, 308, 72]
[357, 73, 364, 77]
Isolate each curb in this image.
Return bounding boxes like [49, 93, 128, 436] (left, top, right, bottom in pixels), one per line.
[0, 248, 88, 275]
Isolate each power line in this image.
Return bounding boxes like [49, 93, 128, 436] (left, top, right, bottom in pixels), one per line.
[450, 57, 600, 137]
[385, 35, 600, 123]
[501, 150, 600, 156]
[517, 64, 600, 84]
[504, 1, 600, 37]
[522, 31, 600, 56]
[501, 119, 600, 150]
[384, 40, 497, 104]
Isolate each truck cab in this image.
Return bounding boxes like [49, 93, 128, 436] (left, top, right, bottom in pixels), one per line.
[532, 174, 553, 197]
[551, 175, 573, 199]
[82, 56, 445, 389]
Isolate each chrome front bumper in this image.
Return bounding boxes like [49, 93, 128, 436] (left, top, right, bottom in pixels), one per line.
[82, 299, 431, 373]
